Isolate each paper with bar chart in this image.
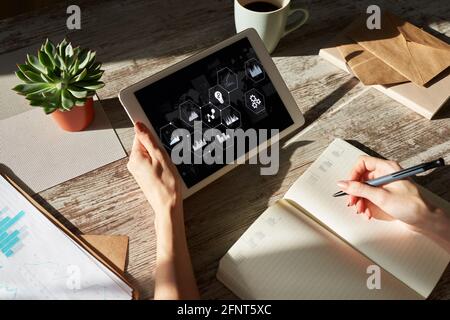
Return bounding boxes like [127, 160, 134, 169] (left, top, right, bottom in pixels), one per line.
[0, 175, 132, 300]
[0, 208, 26, 258]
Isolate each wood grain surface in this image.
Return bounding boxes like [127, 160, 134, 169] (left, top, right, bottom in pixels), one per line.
[1, 0, 449, 299]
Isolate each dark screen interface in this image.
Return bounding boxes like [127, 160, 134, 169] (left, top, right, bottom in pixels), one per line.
[135, 37, 294, 188]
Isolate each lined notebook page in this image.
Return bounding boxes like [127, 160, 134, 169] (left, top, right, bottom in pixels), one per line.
[284, 139, 450, 298]
[0, 176, 132, 300]
[218, 200, 421, 299]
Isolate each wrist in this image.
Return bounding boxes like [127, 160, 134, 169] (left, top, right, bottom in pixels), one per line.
[142, 189, 183, 215]
[420, 207, 450, 238]
[154, 203, 184, 232]
[154, 205, 187, 256]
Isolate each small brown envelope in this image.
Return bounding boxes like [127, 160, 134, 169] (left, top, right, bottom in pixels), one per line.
[81, 234, 129, 272]
[338, 12, 450, 86]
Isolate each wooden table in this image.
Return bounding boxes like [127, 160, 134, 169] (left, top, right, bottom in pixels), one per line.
[1, 0, 449, 299]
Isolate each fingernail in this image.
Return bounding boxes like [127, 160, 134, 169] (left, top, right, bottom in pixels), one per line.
[337, 181, 349, 189]
[135, 122, 143, 131]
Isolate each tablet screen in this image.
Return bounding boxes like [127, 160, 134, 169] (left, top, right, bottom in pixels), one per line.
[135, 37, 294, 187]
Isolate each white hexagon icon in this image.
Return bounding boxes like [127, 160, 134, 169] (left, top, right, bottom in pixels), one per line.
[217, 67, 238, 92]
[245, 58, 265, 83]
[201, 103, 222, 128]
[244, 88, 265, 114]
[179, 100, 201, 127]
[220, 106, 241, 129]
[208, 85, 229, 109]
[159, 123, 185, 149]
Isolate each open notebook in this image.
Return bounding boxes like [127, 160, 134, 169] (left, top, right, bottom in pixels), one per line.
[0, 175, 135, 300]
[217, 139, 450, 299]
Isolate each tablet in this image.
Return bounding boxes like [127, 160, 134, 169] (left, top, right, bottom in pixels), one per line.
[119, 28, 304, 198]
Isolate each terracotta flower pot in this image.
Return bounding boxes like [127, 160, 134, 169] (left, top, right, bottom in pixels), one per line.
[51, 98, 95, 132]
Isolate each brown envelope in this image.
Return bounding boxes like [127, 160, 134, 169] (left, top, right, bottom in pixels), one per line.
[338, 12, 450, 86]
[81, 234, 129, 273]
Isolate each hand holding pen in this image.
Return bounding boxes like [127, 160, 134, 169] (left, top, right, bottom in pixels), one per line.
[334, 157, 445, 197]
[334, 156, 450, 247]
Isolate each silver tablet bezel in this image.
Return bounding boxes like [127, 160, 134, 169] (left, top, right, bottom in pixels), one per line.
[119, 28, 304, 198]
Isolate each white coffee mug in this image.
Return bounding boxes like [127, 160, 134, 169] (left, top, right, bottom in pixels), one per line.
[234, 0, 309, 53]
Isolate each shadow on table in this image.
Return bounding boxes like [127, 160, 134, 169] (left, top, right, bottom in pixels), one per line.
[3, 0, 449, 76]
[273, 0, 450, 58]
[413, 165, 450, 202]
[302, 77, 359, 126]
[432, 99, 450, 120]
[0, 0, 237, 74]
[97, 97, 134, 130]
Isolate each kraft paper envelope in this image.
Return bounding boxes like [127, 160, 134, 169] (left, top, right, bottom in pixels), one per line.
[81, 234, 129, 273]
[338, 12, 450, 86]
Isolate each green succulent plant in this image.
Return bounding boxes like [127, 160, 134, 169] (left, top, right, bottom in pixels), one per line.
[13, 38, 104, 114]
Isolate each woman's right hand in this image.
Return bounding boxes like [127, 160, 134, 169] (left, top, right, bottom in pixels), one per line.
[336, 156, 449, 238]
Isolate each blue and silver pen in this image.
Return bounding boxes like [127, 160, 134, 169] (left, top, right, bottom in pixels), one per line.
[333, 158, 445, 197]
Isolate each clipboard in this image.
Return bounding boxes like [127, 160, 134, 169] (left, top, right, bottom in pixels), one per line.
[1, 173, 139, 300]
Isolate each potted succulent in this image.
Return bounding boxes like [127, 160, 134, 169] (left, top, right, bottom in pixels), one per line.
[13, 39, 104, 131]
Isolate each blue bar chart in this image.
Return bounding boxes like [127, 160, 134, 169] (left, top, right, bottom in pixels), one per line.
[0, 207, 25, 258]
